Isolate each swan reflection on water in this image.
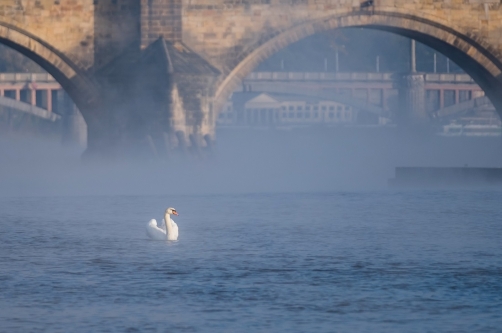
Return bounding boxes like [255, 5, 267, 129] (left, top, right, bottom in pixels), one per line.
[146, 207, 179, 241]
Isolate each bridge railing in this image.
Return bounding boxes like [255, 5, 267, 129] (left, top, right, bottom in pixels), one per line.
[0, 72, 56, 82]
[424, 73, 473, 83]
[247, 72, 394, 81]
[0, 71, 475, 84]
[246, 72, 474, 83]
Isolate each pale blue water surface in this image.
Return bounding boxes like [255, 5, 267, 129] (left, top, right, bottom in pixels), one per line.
[1, 191, 501, 332]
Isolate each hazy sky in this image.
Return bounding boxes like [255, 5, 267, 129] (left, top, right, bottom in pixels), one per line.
[257, 28, 462, 74]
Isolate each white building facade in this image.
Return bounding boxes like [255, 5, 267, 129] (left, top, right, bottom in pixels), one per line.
[218, 93, 356, 128]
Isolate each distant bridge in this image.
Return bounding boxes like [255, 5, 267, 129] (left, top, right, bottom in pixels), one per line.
[0, 73, 61, 114]
[0, 72, 85, 145]
[242, 71, 486, 114]
[0, 70, 492, 129]
[0, 95, 59, 121]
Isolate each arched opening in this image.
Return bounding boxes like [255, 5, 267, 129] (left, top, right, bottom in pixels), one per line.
[214, 11, 502, 123]
[0, 22, 98, 146]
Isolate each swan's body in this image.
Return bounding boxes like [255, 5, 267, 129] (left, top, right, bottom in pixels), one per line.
[146, 207, 179, 241]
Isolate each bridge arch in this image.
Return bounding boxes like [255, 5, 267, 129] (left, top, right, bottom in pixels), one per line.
[0, 22, 99, 124]
[214, 10, 502, 117]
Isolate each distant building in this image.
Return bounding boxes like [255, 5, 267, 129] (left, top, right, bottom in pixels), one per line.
[217, 92, 357, 128]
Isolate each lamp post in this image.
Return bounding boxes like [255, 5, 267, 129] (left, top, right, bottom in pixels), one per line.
[410, 39, 416, 73]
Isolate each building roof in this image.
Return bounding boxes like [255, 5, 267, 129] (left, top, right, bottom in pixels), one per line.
[231, 91, 341, 105]
[141, 38, 220, 76]
[93, 37, 220, 80]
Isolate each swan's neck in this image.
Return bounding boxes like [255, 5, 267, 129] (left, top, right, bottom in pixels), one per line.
[164, 213, 173, 240]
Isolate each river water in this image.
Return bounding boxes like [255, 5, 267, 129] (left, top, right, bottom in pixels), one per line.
[1, 191, 501, 332]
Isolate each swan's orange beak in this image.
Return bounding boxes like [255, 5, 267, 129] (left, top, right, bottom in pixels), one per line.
[172, 210, 178, 216]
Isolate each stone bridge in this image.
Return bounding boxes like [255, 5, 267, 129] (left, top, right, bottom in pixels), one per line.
[2, 0, 502, 156]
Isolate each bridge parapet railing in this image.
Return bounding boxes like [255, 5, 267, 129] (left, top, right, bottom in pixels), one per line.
[352, 72, 370, 80]
[247, 72, 476, 83]
[364, 73, 393, 81]
[304, 72, 322, 80]
[15, 73, 29, 82]
[252, 72, 272, 80]
[0, 72, 56, 82]
[424, 73, 473, 83]
[247, 72, 395, 82]
[288, 72, 305, 80]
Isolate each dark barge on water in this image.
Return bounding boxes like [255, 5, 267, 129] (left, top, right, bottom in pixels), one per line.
[389, 167, 502, 187]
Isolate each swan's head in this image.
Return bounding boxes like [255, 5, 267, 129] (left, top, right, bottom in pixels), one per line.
[166, 207, 178, 216]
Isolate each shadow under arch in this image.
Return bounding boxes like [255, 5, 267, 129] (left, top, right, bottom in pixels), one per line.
[0, 22, 100, 125]
[214, 11, 502, 118]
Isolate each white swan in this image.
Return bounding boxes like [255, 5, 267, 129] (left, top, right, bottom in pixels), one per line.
[146, 207, 179, 241]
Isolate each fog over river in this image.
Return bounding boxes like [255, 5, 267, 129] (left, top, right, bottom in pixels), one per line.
[0, 127, 501, 196]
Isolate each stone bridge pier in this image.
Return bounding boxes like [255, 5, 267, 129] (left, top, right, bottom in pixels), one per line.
[91, 37, 220, 158]
[3, 0, 502, 157]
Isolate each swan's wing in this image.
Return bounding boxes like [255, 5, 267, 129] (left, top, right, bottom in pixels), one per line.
[170, 219, 179, 240]
[146, 219, 166, 240]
